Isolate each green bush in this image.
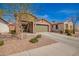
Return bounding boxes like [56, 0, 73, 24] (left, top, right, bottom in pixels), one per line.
[29, 34, 41, 43]
[36, 34, 41, 38]
[0, 40, 4, 46]
[10, 30, 16, 34]
[29, 37, 38, 43]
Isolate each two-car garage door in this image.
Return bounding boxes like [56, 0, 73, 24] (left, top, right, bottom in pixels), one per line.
[35, 24, 49, 32]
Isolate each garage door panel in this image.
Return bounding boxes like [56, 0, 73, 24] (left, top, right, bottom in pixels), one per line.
[35, 24, 48, 32]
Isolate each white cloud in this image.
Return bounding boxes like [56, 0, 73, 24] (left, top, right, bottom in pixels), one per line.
[36, 14, 49, 19]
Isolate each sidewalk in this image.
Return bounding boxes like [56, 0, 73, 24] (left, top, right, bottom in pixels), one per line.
[10, 42, 77, 56]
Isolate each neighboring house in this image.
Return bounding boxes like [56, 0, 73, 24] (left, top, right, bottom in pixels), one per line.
[64, 20, 73, 33]
[0, 18, 16, 34]
[0, 18, 9, 33]
[8, 22, 16, 31]
[51, 22, 64, 33]
[51, 20, 74, 33]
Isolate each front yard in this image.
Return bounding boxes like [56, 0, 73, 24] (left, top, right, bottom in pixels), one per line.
[0, 34, 57, 55]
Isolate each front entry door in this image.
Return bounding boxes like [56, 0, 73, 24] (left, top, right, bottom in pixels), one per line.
[22, 24, 28, 32]
[21, 22, 33, 33]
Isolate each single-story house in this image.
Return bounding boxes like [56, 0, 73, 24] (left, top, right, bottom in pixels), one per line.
[51, 20, 74, 33]
[15, 12, 51, 34]
[14, 12, 74, 34]
[64, 20, 73, 33]
[0, 18, 16, 34]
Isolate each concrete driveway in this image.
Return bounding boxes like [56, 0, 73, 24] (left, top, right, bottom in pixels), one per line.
[40, 32, 79, 48]
[10, 32, 79, 56]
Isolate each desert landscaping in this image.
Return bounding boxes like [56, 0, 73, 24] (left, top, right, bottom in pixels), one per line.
[0, 3, 79, 56]
[0, 33, 57, 55]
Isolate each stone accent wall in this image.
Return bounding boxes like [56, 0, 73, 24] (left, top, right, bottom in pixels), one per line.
[15, 12, 36, 34]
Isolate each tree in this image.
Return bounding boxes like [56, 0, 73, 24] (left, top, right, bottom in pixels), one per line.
[8, 3, 32, 39]
[70, 16, 79, 34]
[9, 3, 32, 13]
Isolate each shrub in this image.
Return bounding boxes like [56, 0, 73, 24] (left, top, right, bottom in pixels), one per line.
[59, 30, 63, 34]
[65, 29, 72, 36]
[72, 30, 75, 34]
[67, 32, 72, 36]
[29, 34, 41, 43]
[10, 30, 16, 34]
[0, 40, 4, 46]
[29, 37, 38, 43]
[36, 34, 41, 38]
[65, 29, 69, 33]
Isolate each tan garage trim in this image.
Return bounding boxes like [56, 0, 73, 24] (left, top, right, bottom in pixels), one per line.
[35, 24, 49, 32]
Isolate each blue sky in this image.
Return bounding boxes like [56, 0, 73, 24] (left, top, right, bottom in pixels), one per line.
[0, 3, 79, 24]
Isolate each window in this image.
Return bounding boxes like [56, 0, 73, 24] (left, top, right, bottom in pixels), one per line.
[56, 25, 58, 29]
[66, 24, 68, 29]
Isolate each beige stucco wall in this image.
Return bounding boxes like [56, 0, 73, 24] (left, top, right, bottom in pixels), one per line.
[64, 21, 73, 32]
[0, 22, 9, 33]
